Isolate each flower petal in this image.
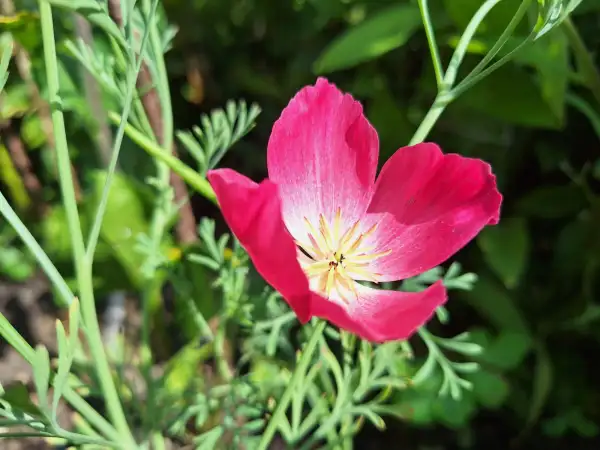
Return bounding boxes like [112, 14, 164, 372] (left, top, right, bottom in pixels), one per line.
[207, 168, 312, 321]
[364, 143, 502, 281]
[267, 77, 379, 240]
[310, 281, 446, 342]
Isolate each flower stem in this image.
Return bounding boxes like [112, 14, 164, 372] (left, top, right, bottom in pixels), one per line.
[85, 0, 160, 260]
[107, 112, 217, 203]
[563, 17, 600, 107]
[38, 2, 136, 447]
[408, 93, 451, 145]
[417, 0, 444, 88]
[256, 320, 327, 450]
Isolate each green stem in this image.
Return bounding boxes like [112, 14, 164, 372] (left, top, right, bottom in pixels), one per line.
[408, 92, 452, 145]
[85, 0, 160, 260]
[256, 320, 327, 450]
[451, 32, 535, 98]
[458, 0, 532, 86]
[214, 321, 233, 381]
[444, 0, 503, 86]
[417, 0, 444, 88]
[0, 192, 74, 307]
[108, 112, 216, 203]
[563, 17, 600, 106]
[136, 0, 178, 433]
[38, 2, 135, 447]
[340, 332, 355, 450]
[566, 92, 600, 141]
[410, 0, 507, 145]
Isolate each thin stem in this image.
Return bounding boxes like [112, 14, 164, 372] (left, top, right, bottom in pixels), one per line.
[85, 0, 160, 260]
[137, 0, 180, 433]
[458, 0, 533, 86]
[340, 332, 355, 450]
[410, 0, 505, 145]
[38, 2, 135, 446]
[409, 92, 452, 145]
[566, 92, 600, 141]
[108, 112, 217, 202]
[417, 0, 444, 88]
[37, 0, 85, 294]
[214, 319, 233, 381]
[451, 32, 536, 98]
[445, 0, 503, 87]
[0, 191, 74, 306]
[144, 0, 173, 153]
[256, 320, 327, 450]
[563, 17, 600, 106]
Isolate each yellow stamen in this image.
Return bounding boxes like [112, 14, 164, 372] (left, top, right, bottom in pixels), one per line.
[304, 260, 334, 275]
[304, 217, 329, 257]
[295, 211, 391, 304]
[350, 249, 392, 262]
[325, 267, 336, 297]
[339, 220, 360, 249]
[336, 264, 359, 299]
[343, 264, 381, 283]
[319, 214, 335, 251]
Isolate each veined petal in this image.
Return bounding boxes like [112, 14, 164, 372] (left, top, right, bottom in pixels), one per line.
[363, 143, 502, 281]
[267, 77, 379, 241]
[207, 169, 312, 322]
[310, 281, 446, 342]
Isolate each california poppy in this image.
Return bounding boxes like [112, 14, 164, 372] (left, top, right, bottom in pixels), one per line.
[208, 78, 501, 342]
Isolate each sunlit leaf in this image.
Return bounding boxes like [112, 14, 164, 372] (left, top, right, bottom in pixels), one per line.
[313, 4, 421, 73]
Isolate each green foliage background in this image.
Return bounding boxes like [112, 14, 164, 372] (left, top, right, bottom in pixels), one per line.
[1, 0, 600, 448]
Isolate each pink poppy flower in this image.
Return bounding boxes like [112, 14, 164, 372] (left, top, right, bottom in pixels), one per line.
[207, 78, 501, 343]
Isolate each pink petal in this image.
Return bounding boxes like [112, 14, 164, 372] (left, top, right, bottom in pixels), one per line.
[267, 77, 379, 240]
[363, 143, 502, 281]
[207, 169, 312, 322]
[310, 281, 446, 342]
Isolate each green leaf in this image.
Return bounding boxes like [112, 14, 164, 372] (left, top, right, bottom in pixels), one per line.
[477, 217, 530, 289]
[0, 244, 35, 281]
[0, 33, 13, 93]
[516, 184, 587, 218]
[482, 330, 533, 370]
[432, 394, 477, 429]
[443, 0, 530, 37]
[455, 64, 562, 129]
[553, 215, 592, 283]
[0, 12, 41, 54]
[524, 342, 553, 431]
[195, 427, 224, 450]
[161, 339, 212, 402]
[313, 4, 421, 73]
[31, 346, 51, 414]
[461, 275, 531, 335]
[533, 29, 569, 123]
[0, 382, 43, 418]
[0, 144, 31, 212]
[0, 83, 30, 119]
[469, 368, 509, 408]
[87, 171, 154, 289]
[20, 114, 46, 149]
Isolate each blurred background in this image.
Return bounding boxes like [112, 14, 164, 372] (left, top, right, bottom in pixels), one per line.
[1, 0, 600, 449]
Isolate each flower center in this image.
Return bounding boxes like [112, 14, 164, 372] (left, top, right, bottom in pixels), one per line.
[295, 208, 391, 303]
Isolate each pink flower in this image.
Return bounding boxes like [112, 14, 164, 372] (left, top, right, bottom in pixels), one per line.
[208, 78, 501, 343]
